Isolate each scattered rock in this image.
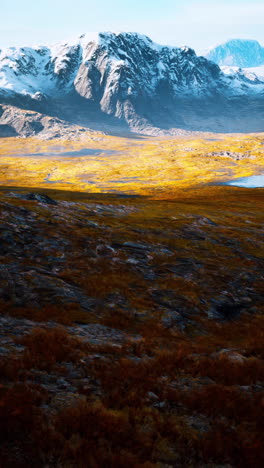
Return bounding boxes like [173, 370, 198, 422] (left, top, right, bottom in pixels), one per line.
[185, 414, 211, 433]
[147, 391, 159, 401]
[0, 264, 95, 310]
[208, 151, 252, 160]
[208, 298, 246, 320]
[161, 310, 184, 329]
[123, 241, 151, 250]
[216, 349, 247, 364]
[7, 192, 58, 205]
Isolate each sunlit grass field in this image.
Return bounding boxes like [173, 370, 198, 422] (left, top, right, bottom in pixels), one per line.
[0, 132, 263, 196]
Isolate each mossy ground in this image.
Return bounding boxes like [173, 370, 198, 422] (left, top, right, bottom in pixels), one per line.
[0, 132, 263, 467]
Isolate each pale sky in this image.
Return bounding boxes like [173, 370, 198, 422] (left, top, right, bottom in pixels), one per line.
[1, 0, 264, 53]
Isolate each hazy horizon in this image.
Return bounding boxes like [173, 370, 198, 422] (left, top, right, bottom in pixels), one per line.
[1, 0, 264, 54]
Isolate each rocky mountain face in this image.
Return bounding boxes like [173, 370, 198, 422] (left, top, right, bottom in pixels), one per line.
[0, 104, 98, 139]
[206, 39, 264, 68]
[1, 32, 264, 136]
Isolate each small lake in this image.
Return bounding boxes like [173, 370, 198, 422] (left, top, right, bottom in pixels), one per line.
[7, 148, 118, 158]
[226, 174, 264, 188]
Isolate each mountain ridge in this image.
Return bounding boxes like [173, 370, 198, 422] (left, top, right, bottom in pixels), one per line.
[1, 32, 264, 136]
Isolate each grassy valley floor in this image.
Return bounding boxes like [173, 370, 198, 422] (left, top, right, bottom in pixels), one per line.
[0, 132, 263, 194]
[0, 132, 263, 467]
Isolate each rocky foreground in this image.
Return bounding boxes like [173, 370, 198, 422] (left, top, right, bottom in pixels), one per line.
[0, 186, 263, 467]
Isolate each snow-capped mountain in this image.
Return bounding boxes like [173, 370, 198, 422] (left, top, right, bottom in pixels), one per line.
[1, 32, 264, 136]
[0, 32, 223, 101]
[206, 39, 264, 68]
[221, 64, 264, 83]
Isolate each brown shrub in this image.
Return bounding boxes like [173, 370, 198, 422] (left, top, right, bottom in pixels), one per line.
[0, 355, 24, 381]
[184, 384, 262, 426]
[189, 354, 264, 385]
[20, 327, 81, 370]
[54, 400, 156, 467]
[0, 384, 47, 467]
[200, 423, 264, 468]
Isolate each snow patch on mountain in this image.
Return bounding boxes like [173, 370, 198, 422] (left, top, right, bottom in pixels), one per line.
[221, 64, 264, 89]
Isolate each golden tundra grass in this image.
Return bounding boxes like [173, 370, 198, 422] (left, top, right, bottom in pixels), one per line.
[0, 132, 263, 195]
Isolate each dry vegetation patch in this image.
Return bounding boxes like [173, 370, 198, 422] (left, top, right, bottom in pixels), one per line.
[0, 131, 263, 466]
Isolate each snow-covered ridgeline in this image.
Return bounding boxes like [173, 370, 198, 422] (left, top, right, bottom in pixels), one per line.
[2, 31, 263, 102]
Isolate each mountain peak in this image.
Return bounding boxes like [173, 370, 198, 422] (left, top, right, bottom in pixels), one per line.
[0, 32, 264, 135]
[70, 31, 155, 49]
[206, 39, 264, 67]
